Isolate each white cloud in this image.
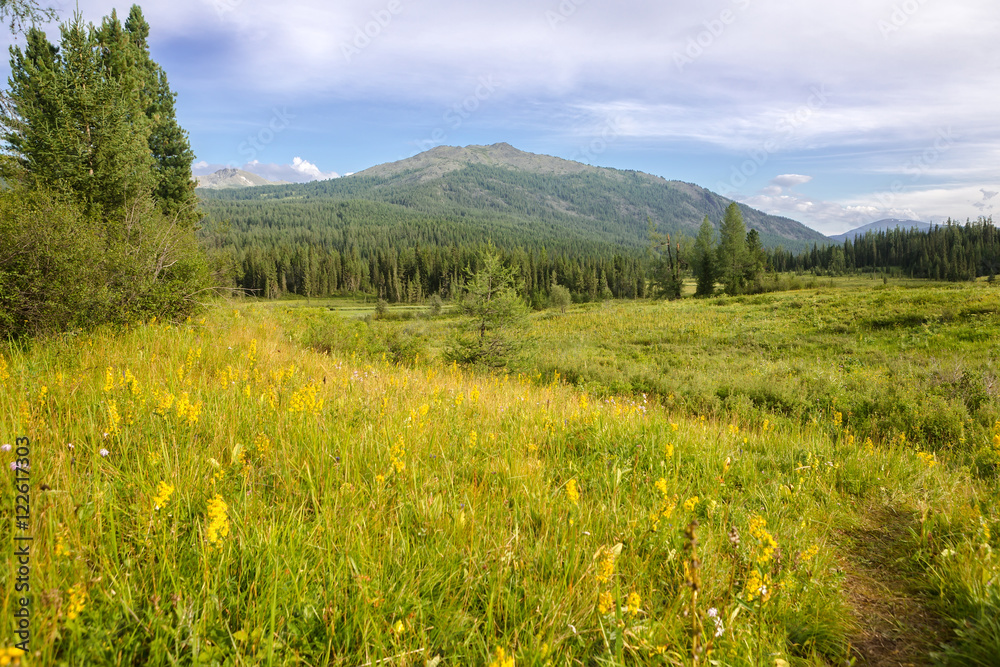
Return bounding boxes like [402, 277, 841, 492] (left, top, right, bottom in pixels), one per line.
[193, 158, 339, 183]
[771, 174, 813, 189]
[243, 158, 339, 183]
[739, 183, 998, 236]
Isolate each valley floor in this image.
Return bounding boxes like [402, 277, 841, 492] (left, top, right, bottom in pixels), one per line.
[1, 278, 998, 665]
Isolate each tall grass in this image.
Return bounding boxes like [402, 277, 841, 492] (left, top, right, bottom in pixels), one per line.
[0, 286, 997, 665]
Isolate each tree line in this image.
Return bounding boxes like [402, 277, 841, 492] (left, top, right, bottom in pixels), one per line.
[768, 217, 999, 281]
[206, 199, 999, 306]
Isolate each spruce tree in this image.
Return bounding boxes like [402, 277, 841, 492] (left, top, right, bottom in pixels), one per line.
[0, 6, 206, 334]
[717, 202, 750, 295]
[693, 215, 717, 297]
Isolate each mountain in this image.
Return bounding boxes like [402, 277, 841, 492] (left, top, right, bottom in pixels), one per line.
[829, 218, 933, 242]
[196, 168, 291, 189]
[198, 143, 829, 252]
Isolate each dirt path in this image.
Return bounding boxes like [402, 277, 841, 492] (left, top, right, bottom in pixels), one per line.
[838, 505, 952, 666]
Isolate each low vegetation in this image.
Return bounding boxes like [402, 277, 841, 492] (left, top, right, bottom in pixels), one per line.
[1, 279, 997, 665]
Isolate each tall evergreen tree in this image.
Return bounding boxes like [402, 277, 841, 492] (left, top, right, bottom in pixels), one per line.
[0, 6, 206, 335]
[123, 6, 198, 223]
[744, 228, 766, 286]
[717, 202, 750, 295]
[693, 215, 717, 297]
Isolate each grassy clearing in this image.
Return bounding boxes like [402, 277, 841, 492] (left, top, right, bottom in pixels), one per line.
[1, 281, 998, 665]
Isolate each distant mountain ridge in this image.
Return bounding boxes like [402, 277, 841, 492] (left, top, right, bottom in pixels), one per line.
[830, 218, 932, 242]
[196, 168, 291, 189]
[199, 143, 829, 252]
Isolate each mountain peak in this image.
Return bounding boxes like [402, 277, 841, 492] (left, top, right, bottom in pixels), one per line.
[829, 218, 932, 242]
[356, 143, 598, 183]
[196, 168, 291, 189]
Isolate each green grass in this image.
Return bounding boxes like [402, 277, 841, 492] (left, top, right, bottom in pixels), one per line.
[1, 280, 998, 665]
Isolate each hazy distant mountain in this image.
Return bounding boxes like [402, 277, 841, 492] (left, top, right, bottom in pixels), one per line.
[200, 143, 828, 251]
[196, 168, 291, 189]
[830, 218, 933, 242]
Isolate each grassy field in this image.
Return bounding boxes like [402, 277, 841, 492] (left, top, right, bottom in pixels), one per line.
[1, 279, 999, 665]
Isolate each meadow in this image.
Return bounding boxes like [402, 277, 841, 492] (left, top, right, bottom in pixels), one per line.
[1, 278, 999, 666]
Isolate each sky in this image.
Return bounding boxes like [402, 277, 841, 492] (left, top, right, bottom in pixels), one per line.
[3, 0, 998, 235]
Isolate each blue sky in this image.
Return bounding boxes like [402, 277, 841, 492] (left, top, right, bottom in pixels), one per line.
[4, 0, 998, 235]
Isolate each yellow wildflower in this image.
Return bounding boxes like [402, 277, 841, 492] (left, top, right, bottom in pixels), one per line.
[565, 479, 579, 505]
[683, 496, 699, 512]
[748, 514, 778, 564]
[488, 646, 514, 667]
[65, 584, 87, 621]
[107, 399, 121, 436]
[205, 495, 230, 548]
[153, 481, 175, 511]
[596, 547, 616, 584]
[915, 451, 936, 468]
[626, 591, 641, 617]
[0, 646, 25, 665]
[598, 590, 614, 614]
[744, 569, 771, 603]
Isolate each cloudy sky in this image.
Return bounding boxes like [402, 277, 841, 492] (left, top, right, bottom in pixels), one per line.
[4, 0, 998, 235]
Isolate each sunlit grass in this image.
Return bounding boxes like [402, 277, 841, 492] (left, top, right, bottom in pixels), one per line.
[0, 283, 998, 665]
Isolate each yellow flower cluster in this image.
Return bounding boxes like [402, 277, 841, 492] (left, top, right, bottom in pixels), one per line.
[488, 646, 514, 667]
[744, 568, 772, 603]
[800, 544, 819, 562]
[0, 646, 25, 666]
[175, 392, 202, 425]
[625, 591, 641, 617]
[153, 481, 175, 511]
[288, 381, 323, 417]
[683, 496, 700, 512]
[206, 495, 230, 548]
[107, 399, 122, 436]
[65, 584, 87, 621]
[390, 436, 406, 474]
[651, 479, 677, 526]
[915, 451, 936, 468]
[123, 368, 140, 396]
[565, 479, 579, 505]
[598, 590, 614, 614]
[748, 514, 778, 564]
[253, 432, 273, 459]
[596, 548, 616, 584]
[0, 353, 9, 384]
